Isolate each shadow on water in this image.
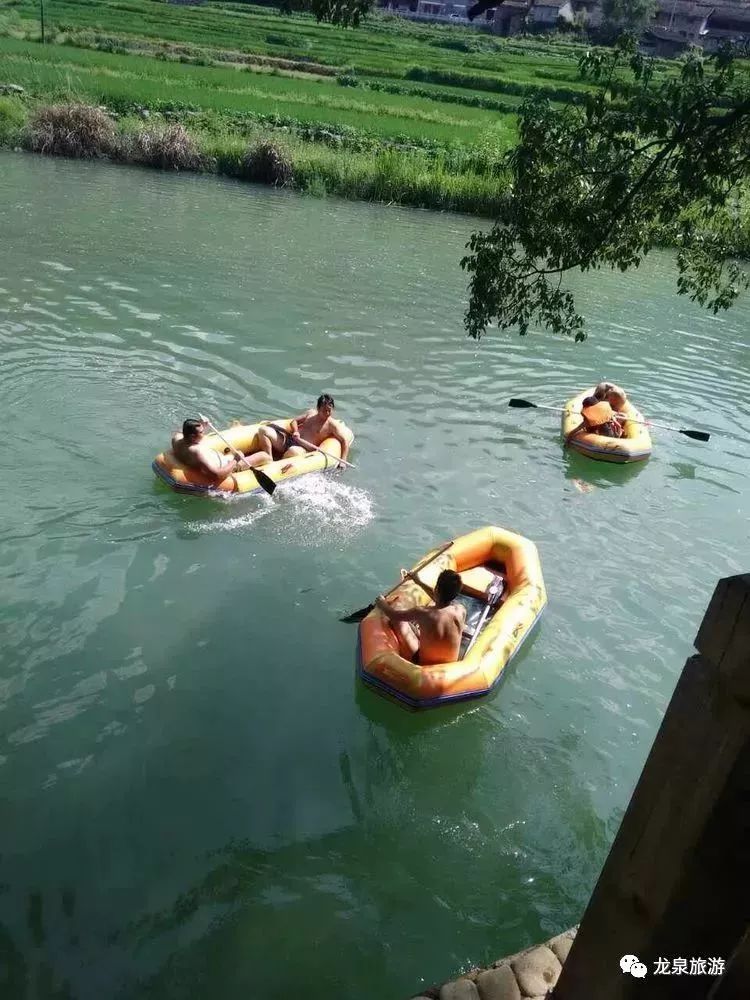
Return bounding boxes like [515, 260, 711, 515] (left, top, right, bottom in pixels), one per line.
[561, 448, 650, 491]
[352, 622, 544, 733]
[0, 887, 79, 1000]
[666, 460, 698, 481]
[98, 653, 606, 1000]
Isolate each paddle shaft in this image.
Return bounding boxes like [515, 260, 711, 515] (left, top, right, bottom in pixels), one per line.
[379, 542, 453, 604]
[465, 578, 503, 655]
[197, 416, 276, 497]
[199, 414, 255, 472]
[265, 421, 356, 469]
[510, 400, 709, 440]
[525, 400, 654, 429]
[234, 410, 355, 468]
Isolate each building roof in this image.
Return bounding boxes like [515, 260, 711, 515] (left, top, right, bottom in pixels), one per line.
[648, 26, 693, 38]
[709, 4, 750, 28]
[656, 1, 713, 16]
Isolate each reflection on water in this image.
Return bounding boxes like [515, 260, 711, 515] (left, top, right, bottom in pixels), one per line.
[1, 152, 748, 1000]
[561, 448, 650, 491]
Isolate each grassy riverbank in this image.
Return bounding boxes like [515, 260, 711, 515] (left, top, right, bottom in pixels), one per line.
[2, 0, 750, 245]
[0, 1, 595, 213]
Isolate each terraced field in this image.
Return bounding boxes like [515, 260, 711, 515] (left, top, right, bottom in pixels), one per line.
[0, 0, 605, 212]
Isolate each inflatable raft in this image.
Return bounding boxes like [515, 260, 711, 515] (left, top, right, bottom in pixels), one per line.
[152, 418, 354, 495]
[561, 389, 652, 463]
[357, 526, 546, 709]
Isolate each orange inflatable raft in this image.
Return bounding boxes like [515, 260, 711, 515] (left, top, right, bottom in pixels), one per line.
[152, 418, 354, 495]
[357, 526, 546, 709]
[562, 389, 652, 463]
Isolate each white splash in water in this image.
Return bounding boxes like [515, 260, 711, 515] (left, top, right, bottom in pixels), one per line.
[187, 473, 373, 544]
[186, 492, 276, 535]
[40, 260, 73, 272]
[275, 473, 374, 546]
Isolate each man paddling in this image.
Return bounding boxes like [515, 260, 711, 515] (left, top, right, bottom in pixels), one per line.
[171, 419, 246, 482]
[375, 569, 466, 666]
[565, 398, 623, 443]
[252, 393, 351, 470]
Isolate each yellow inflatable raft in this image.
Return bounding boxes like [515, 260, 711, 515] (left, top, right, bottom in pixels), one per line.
[152, 418, 354, 495]
[561, 389, 652, 463]
[357, 526, 546, 709]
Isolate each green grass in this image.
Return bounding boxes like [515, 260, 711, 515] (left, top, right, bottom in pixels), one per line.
[0, 0, 625, 215]
[0, 35, 518, 144]
[3, 0, 747, 240]
[0, 1, 601, 214]
[2, 0, 601, 85]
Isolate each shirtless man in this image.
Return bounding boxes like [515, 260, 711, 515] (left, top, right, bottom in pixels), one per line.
[253, 393, 350, 469]
[594, 382, 628, 410]
[171, 419, 245, 482]
[565, 397, 623, 443]
[375, 569, 466, 666]
[594, 381, 628, 427]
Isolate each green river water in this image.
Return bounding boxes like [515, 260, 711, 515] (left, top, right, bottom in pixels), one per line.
[1, 151, 749, 1000]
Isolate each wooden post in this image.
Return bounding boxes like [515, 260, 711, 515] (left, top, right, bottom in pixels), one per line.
[552, 574, 750, 999]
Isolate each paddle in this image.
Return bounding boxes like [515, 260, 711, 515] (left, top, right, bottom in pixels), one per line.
[198, 413, 276, 496]
[465, 575, 504, 656]
[508, 398, 711, 442]
[340, 541, 453, 624]
[265, 421, 356, 470]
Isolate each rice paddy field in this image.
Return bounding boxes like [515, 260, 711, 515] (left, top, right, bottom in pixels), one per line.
[0, 0, 691, 213]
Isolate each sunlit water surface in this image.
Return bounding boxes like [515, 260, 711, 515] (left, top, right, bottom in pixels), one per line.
[1, 152, 749, 1000]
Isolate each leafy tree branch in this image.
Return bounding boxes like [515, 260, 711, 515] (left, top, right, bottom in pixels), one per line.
[462, 40, 750, 340]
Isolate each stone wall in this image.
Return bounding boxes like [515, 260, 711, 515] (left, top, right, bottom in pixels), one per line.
[411, 927, 577, 1000]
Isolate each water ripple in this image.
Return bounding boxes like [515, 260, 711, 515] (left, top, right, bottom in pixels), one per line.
[0, 153, 748, 1000]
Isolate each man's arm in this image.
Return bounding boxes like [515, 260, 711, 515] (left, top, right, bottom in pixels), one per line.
[197, 447, 237, 480]
[292, 410, 314, 430]
[400, 570, 435, 601]
[375, 598, 431, 625]
[289, 411, 316, 449]
[336, 427, 350, 464]
[329, 419, 350, 464]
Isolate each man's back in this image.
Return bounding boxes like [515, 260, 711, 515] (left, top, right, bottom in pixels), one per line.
[417, 603, 466, 666]
[172, 433, 225, 478]
[375, 568, 466, 667]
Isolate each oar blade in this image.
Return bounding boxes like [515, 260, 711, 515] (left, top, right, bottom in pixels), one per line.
[508, 398, 536, 408]
[681, 429, 711, 442]
[340, 604, 373, 624]
[253, 468, 277, 496]
[340, 541, 452, 625]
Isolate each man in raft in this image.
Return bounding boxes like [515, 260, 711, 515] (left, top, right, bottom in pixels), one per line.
[375, 570, 466, 666]
[594, 381, 628, 411]
[566, 396, 624, 443]
[171, 418, 247, 481]
[251, 393, 351, 470]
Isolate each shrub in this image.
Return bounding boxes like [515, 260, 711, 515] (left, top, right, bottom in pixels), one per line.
[125, 123, 204, 170]
[240, 138, 293, 186]
[23, 103, 118, 158]
[0, 95, 26, 145]
[404, 66, 586, 103]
